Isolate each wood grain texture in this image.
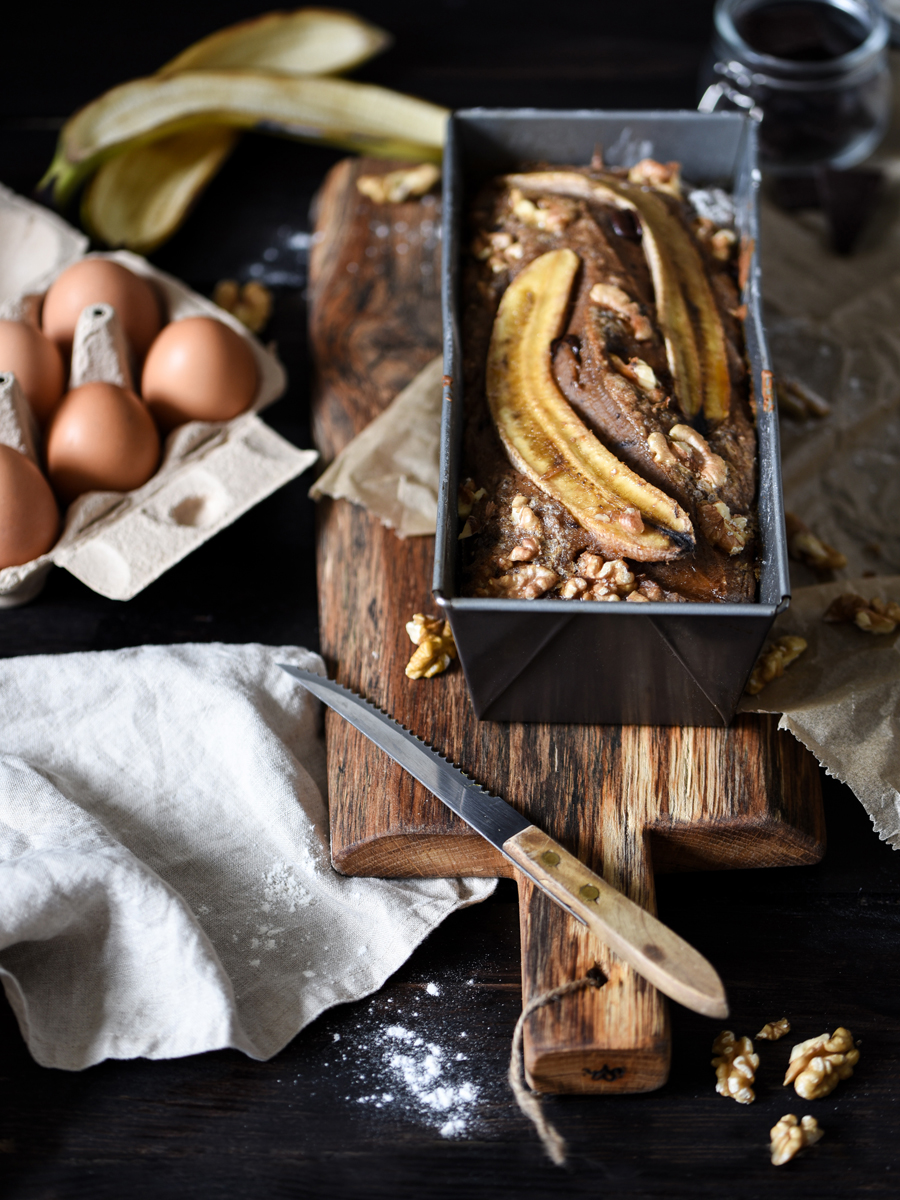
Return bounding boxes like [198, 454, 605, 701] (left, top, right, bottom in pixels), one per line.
[309, 156, 826, 1094]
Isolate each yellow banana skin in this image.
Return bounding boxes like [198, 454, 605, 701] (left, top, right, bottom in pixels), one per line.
[505, 171, 732, 424]
[486, 249, 694, 563]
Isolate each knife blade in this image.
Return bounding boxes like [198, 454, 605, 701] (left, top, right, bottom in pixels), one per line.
[279, 664, 728, 1020]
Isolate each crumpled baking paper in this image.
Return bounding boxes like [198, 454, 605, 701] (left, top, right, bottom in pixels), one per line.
[741, 576, 900, 847]
[309, 355, 443, 537]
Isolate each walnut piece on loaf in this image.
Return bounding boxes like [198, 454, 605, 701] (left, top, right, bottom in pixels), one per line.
[783, 1027, 859, 1100]
[712, 1030, 759, 1104]
[770, 1114, 824, 1166]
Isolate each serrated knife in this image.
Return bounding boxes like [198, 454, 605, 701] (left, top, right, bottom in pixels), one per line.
[279, 665, 728, 1019]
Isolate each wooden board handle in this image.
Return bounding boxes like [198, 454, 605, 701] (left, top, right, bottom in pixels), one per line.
[504, 825, 728, 1020]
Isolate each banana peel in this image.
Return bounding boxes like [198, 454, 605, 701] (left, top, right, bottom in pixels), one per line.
[487, 249, 693, 562]
[43, 9, 437, 251]
[81, 126, 239, 253]
[44, 72, 447, 208]
[506, 171, 732, 424]
[158, 8, 391, 77]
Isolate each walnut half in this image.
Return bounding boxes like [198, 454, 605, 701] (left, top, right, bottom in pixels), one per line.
[770, 1114, 824, 1166]
[756, 1018, 791, 1041]
[745, 636, 807, 695]
[783, 1027, 859, 1100]
[712, 1030, 759, 1104]
[405, 613, 457, 679]
[824, 592, 900, 635]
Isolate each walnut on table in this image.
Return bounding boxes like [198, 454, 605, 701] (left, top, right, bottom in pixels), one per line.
[770, 1114, 824, 1166]
[212, 279, 273, 334]
[824, 592, 900, 635]
[745, 636, 808, 695]
[712, 1030, 759, 1104]
[756, 1018, 791, 1041]
[785, 512, 847, 573]
[783, 1027, 859, 1100]
[404, 613, 457, 680]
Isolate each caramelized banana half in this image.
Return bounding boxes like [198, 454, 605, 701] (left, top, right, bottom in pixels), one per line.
[505, 170, 732, 423]
[486, 249, 694, 562]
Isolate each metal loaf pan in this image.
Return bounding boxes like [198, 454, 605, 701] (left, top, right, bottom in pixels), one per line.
[433, 110, 789, 727]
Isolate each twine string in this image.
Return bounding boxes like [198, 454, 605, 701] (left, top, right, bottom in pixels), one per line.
[508, 970, 606, 1167]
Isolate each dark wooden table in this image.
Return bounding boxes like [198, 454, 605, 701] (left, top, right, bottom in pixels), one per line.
[1, 4, 898, 1196]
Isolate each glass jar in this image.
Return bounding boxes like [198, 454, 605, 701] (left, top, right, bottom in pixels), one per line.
[699, 0, 891, 172]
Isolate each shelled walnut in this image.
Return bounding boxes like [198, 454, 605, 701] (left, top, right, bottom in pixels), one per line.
[824, 592, 900, 634]
[785, 512, 846, 572]
[712, 1030, 759, 1104]
[783, 1027, 859, 1100]
[404, 613, 457, 679]
[356, 163, 440, 204]
[757, 1018, 791, 1041]
[770, 1114, 824, 1165]
[745, 636, 807, 695]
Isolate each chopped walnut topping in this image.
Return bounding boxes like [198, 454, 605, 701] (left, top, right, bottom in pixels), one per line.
[757, 1018, 791, 1041]
[610, 354, 659, 394]
[669, 425, 729, 492]
[508, 188, 574, 233]
[712, 1030, 759, 1105]
[784, 1028, 859, 1100]
[618, 506, 645, 535]
[458, 478, 486, 518]
[574, 552, 605, 580]
[598, 558, 636, 594]
[710, 228, 737, 261]
[511, 495, 542, 532]
[509, 536, 540, 562]
[212, 279, 273, 334]
[770, 1114, 824, 1166]
[559, 576, 589, 599]
[588, 282, 653, 341]
[699, 500, 749, 555]
[746, 635, 807, 695]
[404, 613, 457, 680]
[626, 590, 649, 602]
[356, 163, 441, 204]
[628, 158, 682, 197]
[785, 513, 847, 572]
[489, 563, 559, 599]
[647, 431, 680, 468]
[824, 592, 900, 634]
[637, 580, 665, 601]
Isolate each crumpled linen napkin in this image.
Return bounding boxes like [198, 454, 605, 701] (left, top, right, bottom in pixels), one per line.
[0, 643, 494, 1070]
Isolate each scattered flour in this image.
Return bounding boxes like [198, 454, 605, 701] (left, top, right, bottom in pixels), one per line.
[262, 862, 313, 913]
[354, 1022, 480, 1138]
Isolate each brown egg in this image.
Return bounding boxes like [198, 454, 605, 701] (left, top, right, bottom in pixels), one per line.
[42, 259, 163, 362]
[46, 382, 160, 503]
[0, 320, 66, 423]
[141, 316, 258, 430]
[0, 444, 59, 568]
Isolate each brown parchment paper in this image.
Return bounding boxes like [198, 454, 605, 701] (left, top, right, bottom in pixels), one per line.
[309, 355, 443, 537]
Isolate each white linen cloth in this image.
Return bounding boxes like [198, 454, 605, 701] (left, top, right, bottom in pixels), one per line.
[0, 642, 494, 1070]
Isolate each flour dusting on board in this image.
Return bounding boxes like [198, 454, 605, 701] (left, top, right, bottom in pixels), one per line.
[262, 862, 313, 913]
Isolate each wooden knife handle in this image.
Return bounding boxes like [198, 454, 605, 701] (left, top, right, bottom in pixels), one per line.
[503, 825, 728, 1020]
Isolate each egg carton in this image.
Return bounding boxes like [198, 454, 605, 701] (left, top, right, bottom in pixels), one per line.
[0, 183, 316, 606]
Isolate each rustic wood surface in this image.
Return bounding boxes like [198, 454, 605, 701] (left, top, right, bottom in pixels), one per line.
[309, 156, 825, 1094]
[3, 4, 899, 1195]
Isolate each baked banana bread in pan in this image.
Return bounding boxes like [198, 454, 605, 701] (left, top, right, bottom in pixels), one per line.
[459, 157, 757, 605]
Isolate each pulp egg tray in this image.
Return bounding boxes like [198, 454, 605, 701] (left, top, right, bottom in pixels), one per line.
[0, 183, 317, 606]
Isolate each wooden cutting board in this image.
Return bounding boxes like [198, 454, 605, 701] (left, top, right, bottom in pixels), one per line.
[309, 157, 826, 1095]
